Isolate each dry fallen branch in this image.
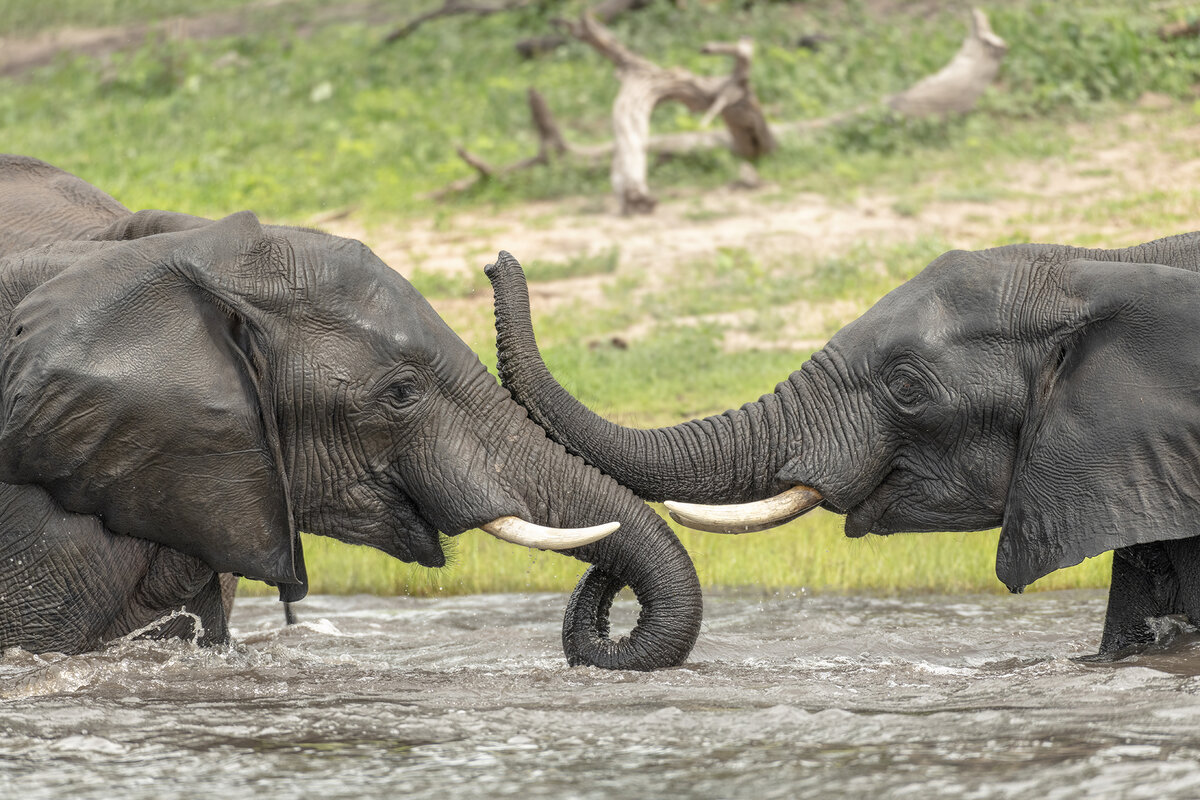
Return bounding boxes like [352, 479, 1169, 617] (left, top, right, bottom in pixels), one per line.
[383, 0, 531, 44]
[386, 0, 656, 53]
[434, 8, 1007, 213]
[427, 89, 603, 199]
[514, 0, 654, 59]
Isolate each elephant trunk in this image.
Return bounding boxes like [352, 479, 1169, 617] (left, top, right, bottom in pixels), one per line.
[512, 426, 703, 670]
[518, 412, 700, 671]
[559, 489, 703, 670]
[487, 251, 804, 505]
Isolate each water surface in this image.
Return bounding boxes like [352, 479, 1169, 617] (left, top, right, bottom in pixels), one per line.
[4, 590, 1200, 798]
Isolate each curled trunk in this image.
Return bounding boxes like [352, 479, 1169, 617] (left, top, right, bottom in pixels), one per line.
[487, 251, 801, 504]
[513, 420, 703, 670]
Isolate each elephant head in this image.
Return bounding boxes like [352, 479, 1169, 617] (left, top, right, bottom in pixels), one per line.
[0, 214, 701, 670]
[486, 236, 1200, 595]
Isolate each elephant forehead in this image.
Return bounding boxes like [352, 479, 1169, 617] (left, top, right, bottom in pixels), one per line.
[834, 285, 951, 357]
[285, 238, 464, 361]
[835, 258, 1019, 356]
[294, 301, 454, 375]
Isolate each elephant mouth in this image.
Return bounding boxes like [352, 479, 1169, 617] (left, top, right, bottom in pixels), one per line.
[844, 499, 893, 538]
[392, 498, 447, 568]
[835, 471, 899, 538]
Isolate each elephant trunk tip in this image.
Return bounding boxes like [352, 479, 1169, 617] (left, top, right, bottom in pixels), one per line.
[485, 250, 523, 280]
[561, 555, 703, 671]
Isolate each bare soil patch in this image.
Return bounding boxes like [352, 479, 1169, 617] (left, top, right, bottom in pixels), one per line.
[0, 0, 396, 78]
[321, 104, 1200, 352]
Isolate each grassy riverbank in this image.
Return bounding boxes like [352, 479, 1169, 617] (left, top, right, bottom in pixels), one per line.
[240, 514, 1112, 598]
[7, 0, 1194, 596]
[5, 0, 1199, 219]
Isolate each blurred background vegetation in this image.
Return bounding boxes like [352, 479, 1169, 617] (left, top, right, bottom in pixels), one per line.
[6, 0, 1200, 597]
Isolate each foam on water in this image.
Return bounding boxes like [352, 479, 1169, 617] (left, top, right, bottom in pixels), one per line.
[3, 590, 1200, 799]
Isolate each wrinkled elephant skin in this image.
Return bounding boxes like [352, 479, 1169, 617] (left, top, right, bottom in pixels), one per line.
[0, 156, 701, 670]
[488, 237, 1200, 659]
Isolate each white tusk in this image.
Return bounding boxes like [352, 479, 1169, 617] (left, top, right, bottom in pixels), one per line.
[663, 485, 823, 534]
[481, 516, 620, 551]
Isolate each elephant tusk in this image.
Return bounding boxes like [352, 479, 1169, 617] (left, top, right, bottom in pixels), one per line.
[663, 485, 823, 534]
[481, 517, 620, 550]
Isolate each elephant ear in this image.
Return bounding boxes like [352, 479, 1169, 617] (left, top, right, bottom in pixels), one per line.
[998, 258, 1200, 593]
[0, 212, 305, 599]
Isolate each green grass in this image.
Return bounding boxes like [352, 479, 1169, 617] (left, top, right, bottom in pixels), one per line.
[8, 0, 1175, 598]
[408, 267, 489, 299]
[524, 247, 620, 282]
[241, 508, 1113, 597]
[6, 0, 1200, 220]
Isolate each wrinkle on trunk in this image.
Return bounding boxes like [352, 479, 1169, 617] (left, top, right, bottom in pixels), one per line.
[487, 251, 803, 504]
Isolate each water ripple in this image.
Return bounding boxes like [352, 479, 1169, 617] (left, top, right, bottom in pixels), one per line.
[4, 590, 1200, 798]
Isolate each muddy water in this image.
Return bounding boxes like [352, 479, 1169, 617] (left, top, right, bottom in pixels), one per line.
[4, 590, 1200, 799]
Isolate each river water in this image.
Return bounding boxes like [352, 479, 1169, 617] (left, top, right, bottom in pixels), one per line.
[3, 589, 1200, 798]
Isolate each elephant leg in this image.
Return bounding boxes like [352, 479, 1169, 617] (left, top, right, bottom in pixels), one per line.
[1095, 542, 1181, 658]
[1161, 536, 1200, 626]
[171, 572, 231, 646]
[103, 545, 224, 644]
[218, 573, 239, 622]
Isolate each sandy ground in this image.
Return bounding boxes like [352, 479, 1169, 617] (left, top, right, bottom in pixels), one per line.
[9, 4, 1199, 348]
[312, 98, 1200, 353]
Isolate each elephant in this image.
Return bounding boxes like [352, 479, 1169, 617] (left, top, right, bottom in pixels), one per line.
[486, 240, 1200, 659]
[0, 154, 246, 629]
[0, 156, 702, 670]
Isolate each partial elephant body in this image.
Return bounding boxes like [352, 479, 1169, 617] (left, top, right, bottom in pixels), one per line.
[0, 483, 225, 650]
[0, 159, 231, 650]
[0, 157, 700, 669]
[0, 155, 130, 253]
[487, 238, 1200, 659]
[1096, 538, 1200, 656]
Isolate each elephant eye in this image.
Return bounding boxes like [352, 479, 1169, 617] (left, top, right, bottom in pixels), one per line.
[887, 367, 931, 409]
[384, 371, 426, 410]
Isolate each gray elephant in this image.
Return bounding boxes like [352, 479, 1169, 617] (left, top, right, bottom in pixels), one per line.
[487, 241, 1200, 659]
[0, 156, 701, 670]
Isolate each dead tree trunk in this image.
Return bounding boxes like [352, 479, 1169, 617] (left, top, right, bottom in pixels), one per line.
[887, 8, 1007, 116]
[560, 13, 774, 214]
[433, 8, 1008, 213]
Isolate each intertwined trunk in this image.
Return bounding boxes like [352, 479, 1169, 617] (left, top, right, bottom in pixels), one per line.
[498, 387, 703, 669]
[487, 252, 804, 504]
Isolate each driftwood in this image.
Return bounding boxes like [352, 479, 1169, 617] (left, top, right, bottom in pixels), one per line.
[887, 9, 1007, 116]
[436, 8, 1008, 213]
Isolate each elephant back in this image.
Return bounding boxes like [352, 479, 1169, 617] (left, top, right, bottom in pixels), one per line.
[0, 155, 130, 257]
